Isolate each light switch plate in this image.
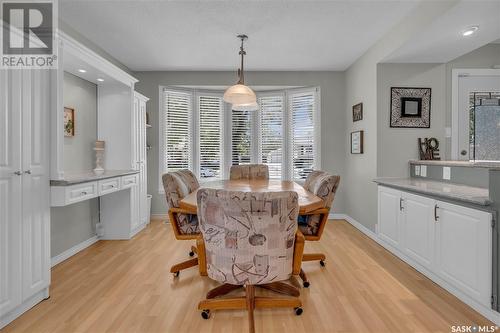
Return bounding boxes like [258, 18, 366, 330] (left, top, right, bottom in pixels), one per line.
[443, 166, 451, 180]
[420, 165, 427, 177]
[415, 165, 421, 176]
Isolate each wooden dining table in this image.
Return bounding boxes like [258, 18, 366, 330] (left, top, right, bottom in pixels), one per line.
[179, 179, 323, 214]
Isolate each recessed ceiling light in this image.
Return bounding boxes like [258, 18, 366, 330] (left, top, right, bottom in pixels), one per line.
[462, 26, 478, 37]
[78, 69, 87, 73]
[97, 78, 104, 82]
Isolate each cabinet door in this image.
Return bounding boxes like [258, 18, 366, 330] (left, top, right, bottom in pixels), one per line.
[139, 100, 148, 224]
[402, 192, 435, 269]
[378, 186, 402, 248]
[21, 70, 50, 298]
[436, 201, 492, 306]
[0, 70, 23, 316]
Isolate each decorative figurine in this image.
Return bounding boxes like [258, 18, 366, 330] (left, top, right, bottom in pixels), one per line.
[418, 137, 440, 160]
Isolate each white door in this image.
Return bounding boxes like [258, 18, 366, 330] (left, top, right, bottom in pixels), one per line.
[0, 70, 23, 317]
[456, 73, 500, 160]
[401, 192, 435, 270]
[21, 70, 50, 298]
[435, 201, 492, 307]
[377, 186, 402, 249]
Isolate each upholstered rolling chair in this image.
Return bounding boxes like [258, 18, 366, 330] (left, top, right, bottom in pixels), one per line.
[298, 171, 340, 287]
[196, 189, 305, 333]
[162, 170, 200, 276]
[229, 164, 269, 180]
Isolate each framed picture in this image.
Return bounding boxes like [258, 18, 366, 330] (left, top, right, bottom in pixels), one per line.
[390, 87, 431, 128]
[352, 103, 363, 122]
[64, 107, 75, 137]
[351, 130, 364, 154]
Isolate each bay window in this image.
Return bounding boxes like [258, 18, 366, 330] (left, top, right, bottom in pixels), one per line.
[159, 86, 320, 192]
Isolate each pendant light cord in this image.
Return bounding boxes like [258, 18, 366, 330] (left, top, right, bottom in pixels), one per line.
[237, 35, 247, 85]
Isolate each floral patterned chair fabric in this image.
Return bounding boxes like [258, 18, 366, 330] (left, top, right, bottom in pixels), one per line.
[175, 169, 200, 193]
[299, 172, 340, 236]
[229, 164, 269, 181]
[162, 171, 199, 235]
[197, 188, 299, 285]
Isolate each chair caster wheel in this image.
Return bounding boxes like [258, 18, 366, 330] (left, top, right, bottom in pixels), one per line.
[201, 310, 210, 319]
[189, 251, 195, 257]
[303, 281, 310, 288]
[294, 307, 303, 316]
[320, 260, 325, 267]
[173, 271, 180, 277]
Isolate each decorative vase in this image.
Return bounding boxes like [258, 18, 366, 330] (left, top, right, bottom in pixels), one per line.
[93, 140, 105, 175]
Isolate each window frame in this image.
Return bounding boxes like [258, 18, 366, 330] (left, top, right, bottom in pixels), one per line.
[159, 86, 321, 193]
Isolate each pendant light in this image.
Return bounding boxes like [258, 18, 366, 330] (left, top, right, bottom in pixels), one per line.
[223, 34, 257, 107]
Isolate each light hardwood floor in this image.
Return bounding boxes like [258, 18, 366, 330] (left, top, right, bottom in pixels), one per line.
[3, 219, 492, 333]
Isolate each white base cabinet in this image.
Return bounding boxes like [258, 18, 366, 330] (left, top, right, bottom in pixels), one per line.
[377, 186, 493, 311]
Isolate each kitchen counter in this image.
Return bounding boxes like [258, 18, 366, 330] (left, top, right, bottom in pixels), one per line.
[409, 160, 500, 170]
[374, 177, 491, 206]
[50, 170, 139, 186]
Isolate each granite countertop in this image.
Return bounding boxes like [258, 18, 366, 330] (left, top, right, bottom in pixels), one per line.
[50, 170, 139, 186]
[374, 177, 491, 206]
[409, 160, 500, 170]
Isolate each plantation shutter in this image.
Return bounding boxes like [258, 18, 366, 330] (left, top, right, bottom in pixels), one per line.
[258, 94, 284, 179]
[288, 89, 318, 180]
[231, 109, 253, 165]
[198, 94, 223, 180]
[162, 89, 192, 173]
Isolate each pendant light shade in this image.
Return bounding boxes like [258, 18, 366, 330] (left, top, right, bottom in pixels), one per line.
[223, 34, 258, 108]
[232, 101, 259, 111]
[223, 84, 257, 105]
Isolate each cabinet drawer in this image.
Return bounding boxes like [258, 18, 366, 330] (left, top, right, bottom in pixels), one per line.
[98, 177, 121, 195]
[122, 174, 139, 188]
[67, 182, 98, 204]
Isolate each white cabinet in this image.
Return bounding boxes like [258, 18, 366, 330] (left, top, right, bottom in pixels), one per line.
[377, 186, 492, 311]
[435, 201, 491, 307]
[378, 186, 402, 248]
[133, 92, 149, 226]
[0, 70, 50, 327]
[401, 192, 435, 270]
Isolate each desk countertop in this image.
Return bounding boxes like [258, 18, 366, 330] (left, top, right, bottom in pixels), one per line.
[50, 170, 139, 186]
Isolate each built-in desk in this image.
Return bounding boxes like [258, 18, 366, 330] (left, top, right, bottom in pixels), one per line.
[50, 170, 139, 207]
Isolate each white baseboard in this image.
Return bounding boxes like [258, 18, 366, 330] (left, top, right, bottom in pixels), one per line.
[338, 213, 500, 326]
[151, 213, 168, 220]
[51, 235, 99, 267]
[0, 288, 49, 329]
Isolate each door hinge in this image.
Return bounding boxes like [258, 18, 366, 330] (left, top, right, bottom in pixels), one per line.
[491, 295, 497, 309]
[492, 216, 496, 228]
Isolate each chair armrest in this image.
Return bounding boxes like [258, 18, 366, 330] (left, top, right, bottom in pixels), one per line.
[169, 207, 196, 215]
[196, 235, 208, 276]
[168, 208, 198, 240]
[292, 229, 305, 275]
[300, 207, 329, 216]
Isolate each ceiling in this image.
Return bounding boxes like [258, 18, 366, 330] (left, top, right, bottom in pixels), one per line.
[383, 0, 500, 63]
[59, 0, 420, 71]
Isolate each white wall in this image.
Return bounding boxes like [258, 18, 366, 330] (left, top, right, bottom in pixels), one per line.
[133, 71, 346, 216]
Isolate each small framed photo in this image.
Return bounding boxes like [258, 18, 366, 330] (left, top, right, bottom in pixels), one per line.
[352, 103, 363, 122]
[64, 107, 75, 137]
[390, 87, 431, 128]
[351, 130, 364, 154]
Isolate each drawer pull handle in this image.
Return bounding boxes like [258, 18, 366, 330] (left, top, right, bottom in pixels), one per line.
[434, 204, 439, 222]
[24, 170, 31, 174]
[399, 198, 404, 211]
[81, 191, 88, 195]
[13, 171, 22, 176]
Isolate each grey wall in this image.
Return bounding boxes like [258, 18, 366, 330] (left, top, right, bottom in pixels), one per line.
[63, 72, 97, 172]
[377, 63, 447, 178]
[133, 71, 346, 215]
[51, 73, 99, 258]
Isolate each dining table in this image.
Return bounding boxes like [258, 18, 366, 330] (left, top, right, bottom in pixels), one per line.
[179, 179, 324, 214]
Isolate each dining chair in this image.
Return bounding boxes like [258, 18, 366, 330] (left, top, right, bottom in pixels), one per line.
[196, 188, 305, 333]
[298, 171, 340, 287]
[229, 164, 269, 180]
[162, 170, 200, 276]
